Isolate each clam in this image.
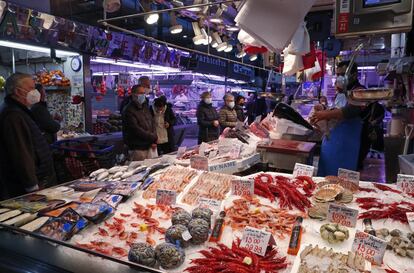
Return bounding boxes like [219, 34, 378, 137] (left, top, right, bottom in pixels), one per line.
[390, 229, 402, 237]
[334, 231, 347, 240]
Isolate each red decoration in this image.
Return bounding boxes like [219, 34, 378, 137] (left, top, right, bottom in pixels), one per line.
[72, 95, 84, 105]
[117, 86, 125, 97]
[244, 45, 267, 54]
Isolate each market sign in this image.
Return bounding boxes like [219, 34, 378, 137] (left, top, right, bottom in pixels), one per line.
[396, 174, 414, 195]
[190, 155, 208, 171]
[0, 2, 182, 68]
[227, 63, 254, 82]
[194, 54, 227, 76]
[352, 231, 387, 265]
[197, 197, 222, 213]
[231, 179, 254, 197]
[338, 168, 360, 187]
[327, 203, 358, 228]
[292, 163, 314, 178]
[240, 226, 276, 256]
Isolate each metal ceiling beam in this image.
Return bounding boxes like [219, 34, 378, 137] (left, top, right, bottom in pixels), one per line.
[98, 0, 237, 23]
[102, 22, 269, 71]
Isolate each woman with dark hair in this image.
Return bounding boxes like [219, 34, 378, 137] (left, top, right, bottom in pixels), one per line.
[150, 96, 176, 155]
[235, 95, 246, 122]
[31, 84, 61, 144]
[196, 91, 219, 144]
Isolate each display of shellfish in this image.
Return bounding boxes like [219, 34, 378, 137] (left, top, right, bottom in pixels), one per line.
[320, 223, 349, 244]
[308, 203, 329, 220]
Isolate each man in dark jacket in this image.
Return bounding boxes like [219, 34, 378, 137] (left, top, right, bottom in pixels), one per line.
[119, 76, 150, 113]
[235, 95, 246, 122]
[151, 96, 177, 155]
[0, 73, 56, 200]
[196, 92, 220, 144]
[122, 84, 157, 161]
[31, 84, 61, 144]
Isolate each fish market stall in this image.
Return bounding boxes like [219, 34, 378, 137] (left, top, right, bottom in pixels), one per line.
[0, 159, 414, 273]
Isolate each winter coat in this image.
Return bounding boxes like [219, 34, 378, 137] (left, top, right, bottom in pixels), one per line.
[0, 96, 56, 199]
[196, 101, 219, 144]
[151, 103, 177, 151]
[122, 99, 157, 150]
[219, 105, 238, 130]
[31, 101, 60, 144]
[235, 105, 245, 122]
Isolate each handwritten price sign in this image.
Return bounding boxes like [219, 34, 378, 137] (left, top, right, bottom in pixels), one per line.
[240, 226, 275, 256]
[327, 203, 358, 227]
[231, 179, 254, 197]
[338, 168, 360, 187]
[190, 155, 209, 171]
[397, 174, 414, 195]
[352, 231, 387, 265]
[198, 197, 222, 212]
[156, 189, 177, 205]
[293, 163, 314, 178]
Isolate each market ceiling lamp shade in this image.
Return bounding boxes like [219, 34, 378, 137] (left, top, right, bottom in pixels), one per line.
[201, 0, 210, 14]
[103, 0, 121, 13]
[169, 12, 183, 34]
[141, 0, 159, 25]
[226, 25, 239, 32]
[192, 21, 205, 45]
[200, 28, 212, 45]
[171, 0, 184, 7]
[211, 32, 222, 48]
[249, 54, 258, 61]
[209, 5, 226, 24]
[187, 0, 203, 12]
[236, 44, 246, 58]
[224, 43, 233, 52]
[216, 41, 228, 52]
[39, 13, 55, 29]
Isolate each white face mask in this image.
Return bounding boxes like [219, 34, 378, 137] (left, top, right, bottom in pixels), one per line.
[227, 101, 235, 109]
[204, 98, 212, 104]
[27, 89, 41, 105]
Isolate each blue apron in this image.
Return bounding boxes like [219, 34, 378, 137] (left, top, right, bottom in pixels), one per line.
[317, 118, 362, 176]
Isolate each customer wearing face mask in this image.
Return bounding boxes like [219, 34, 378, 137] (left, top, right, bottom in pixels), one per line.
[119, 76, 151, 113]
[219, 93, 238, 131]
[151, 96, 176, 155]
[196, 91, 220, 144]
[122, 84, 157, 161]
[31, 84, 61, 144]
[0, 73, 56, 200]
[235, 95, 246, 122]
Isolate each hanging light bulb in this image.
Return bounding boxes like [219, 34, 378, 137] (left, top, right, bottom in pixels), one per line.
[187, 0, 202, 12]
[236, 44, 246, 58]
[200, 28, 211, 45]
[192, 21, 205, 45]
[211, 32, 221, 48]
[169, 12, 183, 34]
[224, 44, 233, 52]
[249, 54, 258, 61]
[141, 0, 159, 25]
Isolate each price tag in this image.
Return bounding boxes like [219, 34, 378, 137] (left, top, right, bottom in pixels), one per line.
[240, 226, 275, 256]
[176, 146, 186, 159]
[407, 212, 414, 231]
[293, 163, 314, 178]
[231, 179, 254, 197]
[199, 143, 209, 156]
[230, 145, 241, 159]
[182, 230, 192, 241]
[352, 231, 387, 265]
[198, 197, 222, 212]
[338, 168, 360, 187]
[397, 174, 414, 194]
[190, 155, 208, 171]
[156, 189, 177, 205]
[327, 203, 358, 227]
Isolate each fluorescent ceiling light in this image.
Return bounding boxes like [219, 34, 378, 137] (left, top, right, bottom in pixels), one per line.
[226, 26, 239, 32]
[91, 57, 181, 72]
[0, 40, 79, 57]
[236, 51, 246, 58]
[145, 13, 159, 25]
[358, 66, 376, 70]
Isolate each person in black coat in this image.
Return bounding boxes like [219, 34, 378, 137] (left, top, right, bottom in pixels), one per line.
[235, 95, 246, 122]
[31, 84, 61, 144]
[196, 91, 220, 144]
[151, 96, 177, 155]
[0, 73, 56, 199]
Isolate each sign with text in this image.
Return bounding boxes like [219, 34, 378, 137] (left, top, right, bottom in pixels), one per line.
[407, 212, 414, 231]
[198, 197, 222, 212]
[397, 174, 414, 195]
[338, 168, 360, 187]
[352, 231, 387, 265]
[293, 163, 314, 178]
[240, 227, 275, 256]
[190, 155, 208, 171]
[209, 161, 237, 173]
[176, 146, 186, 159]
[231, 179, 254, 197]
[327, 203, 358, 227]
[156, 189, 177, 205]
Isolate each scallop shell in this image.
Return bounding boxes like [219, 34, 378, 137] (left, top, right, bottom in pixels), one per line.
[314, 188, 340, 202]
[308, 203, 328, 220]
[336, 190, 353, 203]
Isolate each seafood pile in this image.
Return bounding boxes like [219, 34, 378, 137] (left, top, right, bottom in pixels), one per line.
[319, 223, 349, 243]
[88, 163, 147, 182]
[186, 239, 288, 273]
[143, 166, 197, 199]
[307, 203, 328, 220]
[181, 172, 233, 205]
[314, 184, 353, 203]
[298, 245, 371, 273]
[375, 228, 414, 259]
[356, 198, 414, 223]
[224, 197, 300, 239]
[254, 174, 314, 211]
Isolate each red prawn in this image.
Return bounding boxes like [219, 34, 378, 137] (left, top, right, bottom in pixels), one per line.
[358, 186, 376, 193]
[97, 227, 109, 237]
[373, 183, 402, 194]
[112, 247, 128, 257]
